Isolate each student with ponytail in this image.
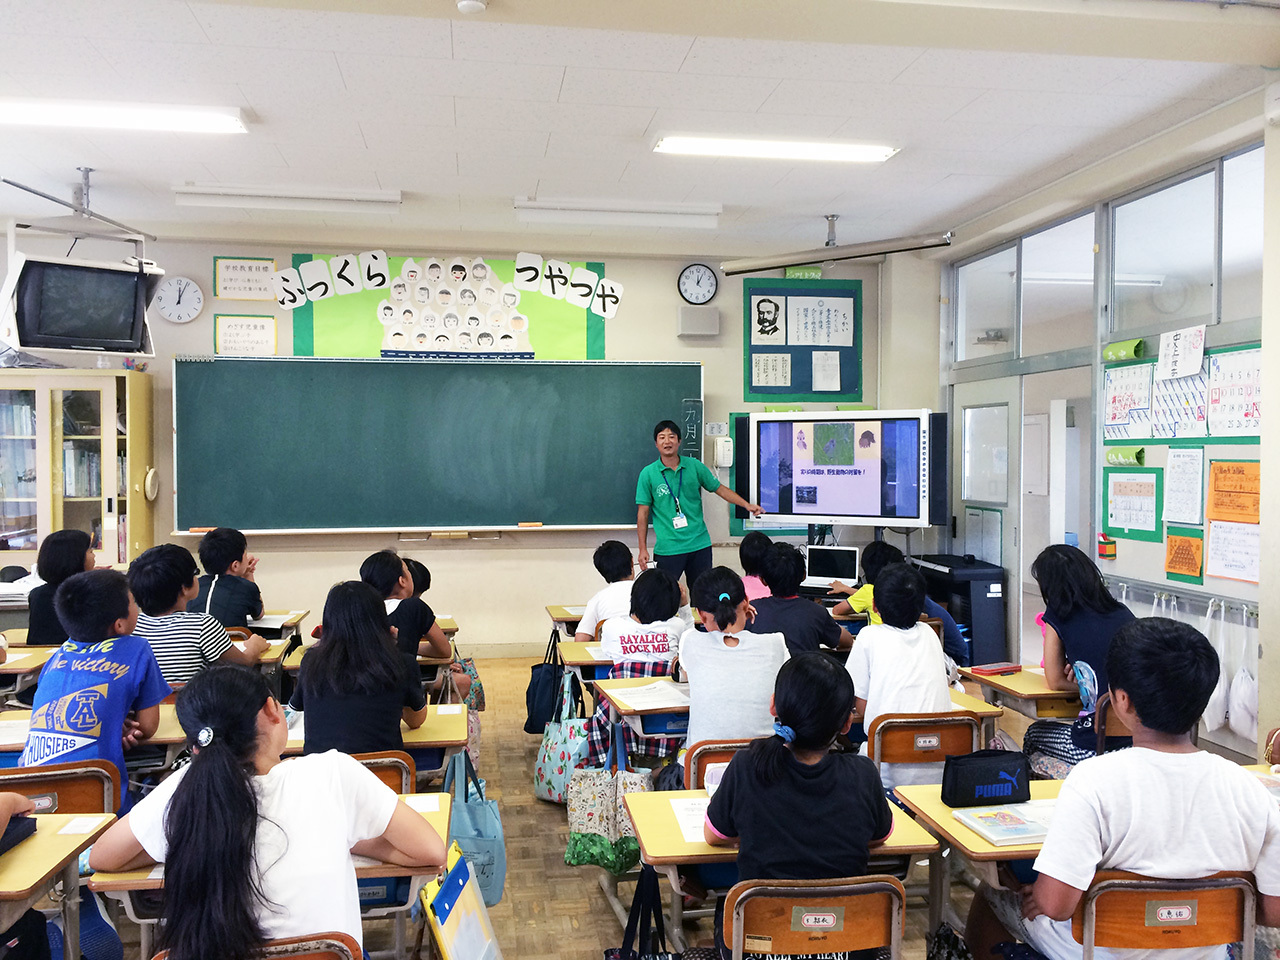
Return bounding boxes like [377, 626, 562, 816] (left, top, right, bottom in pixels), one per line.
[704, 652, 893, 960]
[676, 567, 789, 771]
[90, 665, 446, 960]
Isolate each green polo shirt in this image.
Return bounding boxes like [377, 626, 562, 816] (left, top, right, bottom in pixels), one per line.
[636, 455, 721, 555]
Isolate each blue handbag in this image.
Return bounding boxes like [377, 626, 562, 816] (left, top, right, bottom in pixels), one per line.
[441, 750, 507, 906]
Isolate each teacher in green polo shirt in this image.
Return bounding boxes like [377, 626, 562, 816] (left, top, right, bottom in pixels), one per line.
[636, 419, 764, 588]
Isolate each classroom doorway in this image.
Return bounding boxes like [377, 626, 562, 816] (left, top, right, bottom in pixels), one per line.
[1019, 367, 1094, 665]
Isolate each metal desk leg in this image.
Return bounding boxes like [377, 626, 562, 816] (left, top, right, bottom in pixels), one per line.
[395, 911, 406, 960]
[141, 920, 153, 960]
[60, 861, 80, 960]
[656, 864, 688, 952]
[927, 847, 952, 937]
[598, 869, 631, 929]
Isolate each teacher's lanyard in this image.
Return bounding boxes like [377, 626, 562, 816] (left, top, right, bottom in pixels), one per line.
[660, 466, 684, 516]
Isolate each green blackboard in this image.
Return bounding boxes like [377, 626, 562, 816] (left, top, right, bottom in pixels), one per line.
[174, 358, 702, 531]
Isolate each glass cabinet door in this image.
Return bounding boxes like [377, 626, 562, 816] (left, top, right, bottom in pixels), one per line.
[0, 389, 38, 551]
[53, 387, 108, 553]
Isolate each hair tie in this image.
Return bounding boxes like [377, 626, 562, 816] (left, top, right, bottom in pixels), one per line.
[718, 592, 731, 602]
[196, 726, 214, 747]
[773, 720, 796, 744]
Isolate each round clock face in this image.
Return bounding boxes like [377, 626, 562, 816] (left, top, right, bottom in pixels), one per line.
[678, 263, 717, 305]
[153, 276, 205, 324]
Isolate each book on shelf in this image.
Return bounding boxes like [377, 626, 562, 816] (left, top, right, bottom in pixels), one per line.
[952, 798, 1057, 846]
[117, 514, 127, 562]
[0, 401, 35, 436]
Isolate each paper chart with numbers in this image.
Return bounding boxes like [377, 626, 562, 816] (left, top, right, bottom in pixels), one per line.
[1151, 357, 1208, 439]
[1207, 349, 1261, 437]
[1104, 468, 1162, 541]
[1103, 364, 1153, 440]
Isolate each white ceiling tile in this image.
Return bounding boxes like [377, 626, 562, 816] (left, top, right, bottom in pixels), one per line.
[949, 89, 1161, 128]
[452, 20, 692, 71]
[546, 132, 644, 161]
[455, 96, 653, 136]
[460, 152, 627, 183]
[370, 126, 548, 158]
[893, 49, 1133, 94]
[681, 36, 923, 83]
[189, 5, 453, 58]
[97, 41, 346, 96]
[2, 0, 206, 42]
[560, 67, 779, 111]
[0, 35, 118, 83]
[531, 179, 691, 205]
[1096, 61, 1258, 101]
[646, 108, 845, 139]
[758, 80, 985, 122]
[336, 54, 565, 102]
[79, 133, 289, 168]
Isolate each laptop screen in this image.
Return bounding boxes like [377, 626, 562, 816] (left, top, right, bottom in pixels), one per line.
[805, 546, 860, 581]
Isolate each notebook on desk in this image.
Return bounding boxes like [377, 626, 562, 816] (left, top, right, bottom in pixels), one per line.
[801, 545, 860, 591]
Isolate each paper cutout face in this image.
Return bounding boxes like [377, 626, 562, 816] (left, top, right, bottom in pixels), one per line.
[471, 260, 489, 282]
[509, 314, 528, 332]
[400, 307, 417, 325]
[477, 332, 494, 347]
[501, 285, 520, 308]
[389, 330, 407, 347]
[480, 285, 497, 305]
[459, 287, 477, 306]
[414, 331, 428, 346]
[390, 279, 408, 301]
[488, 309, 505, 328]
[414, 283, 432, 304]
[421, 312, 438, 329]
[458, 331, 473, 346]
[466, 313, 482, 328]
[435, 334, 451, 345]
[378, 301, 396, 324]
[449, 260, 468, 282]
[401, 259, 420, 282]
[426, 261, 442, 281]
[498, 334, 515, 350]
[443, 312, 460, 329]
[436, 287, 454, 306]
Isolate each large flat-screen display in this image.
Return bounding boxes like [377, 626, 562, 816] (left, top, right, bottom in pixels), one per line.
[0, 253, 159, 354]
[749, 409, 932, 528]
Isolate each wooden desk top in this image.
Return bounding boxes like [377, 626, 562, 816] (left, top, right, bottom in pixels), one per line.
[546, 605, 585, 624]
[894, 780, 1062, 861]
[625, 789, 937, 866]
[558, 641, 610, 667]
[595, 677, 688, 716]
[0, 628, 28, 646]
[0, 708, 185, 752]
[0, 813, 114, 900]
[283, 705, 468, 755]
[286, 641, 457, 673]
[959, 666, 1082, 704]
[89, 793, 449, 891]
[948, 690, 1004, 720]
[248, 610, 310, 632]
[0, 647, 55, 676]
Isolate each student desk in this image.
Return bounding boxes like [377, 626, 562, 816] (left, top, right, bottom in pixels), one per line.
[0, 647, 56, 694]
[958, 666, 1083, 719]
[284, 640, 459, 675]
[623, 789, 938, 950]
[283, 704, 467, 757]
[558, 641, 613, 683]
[594, 677, 688, 740]
[89, 793, 450, 960]
[894, 779, 1063, 931]
[0, 812, 114, 960]
[247, 609, 310, 641]
[546, 604, 584, 637]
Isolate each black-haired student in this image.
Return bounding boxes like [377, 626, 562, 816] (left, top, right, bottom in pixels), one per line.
[27, 528, 94, 646]
[19, 570, 170, 812]
[598, 568, 694, 664]
[749, 543, 852, 656]
[360, 550, 450, 661]
[131, 544, 268, 682]
[290, 581, 427, 755]
[636, 420, 763, 589]
[403, 556, 431, 597]
[90, 665, 446, 960]
[738, 531, 773, 602]
[705, 652, 892, 960]
[186, 527, 264, 629]
[965, 617, 1280, 960]
[845, 563, 950, 789]
[574, 540, 636, 643]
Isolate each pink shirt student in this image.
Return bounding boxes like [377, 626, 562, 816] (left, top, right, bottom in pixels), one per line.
[742, 575, 771, 602]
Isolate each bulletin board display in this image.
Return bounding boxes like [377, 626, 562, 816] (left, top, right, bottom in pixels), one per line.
[1102, 342, 1260, 445]
[1102, 466, 1164, 543]
[742, 278, 862, 402]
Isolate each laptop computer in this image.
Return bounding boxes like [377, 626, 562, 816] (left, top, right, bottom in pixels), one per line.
[801, 545, 861, 592]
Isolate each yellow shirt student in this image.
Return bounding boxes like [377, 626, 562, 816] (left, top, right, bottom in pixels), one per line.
[846, 584, 882, 625]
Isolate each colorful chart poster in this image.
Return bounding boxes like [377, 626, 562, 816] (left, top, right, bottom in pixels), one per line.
[1163, 447, 1204, 525]
[1150, 357, 1208, 439]
[1205, 460, 1260, 524]
[1102, 467, 1163, 542]
[1165, 525, 1204, 585]
[1103, 364, 1153, 440]
[1207, 348, 1261, 437]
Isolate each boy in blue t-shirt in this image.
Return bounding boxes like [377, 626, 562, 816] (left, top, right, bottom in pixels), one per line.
[20, 569, 171, 812]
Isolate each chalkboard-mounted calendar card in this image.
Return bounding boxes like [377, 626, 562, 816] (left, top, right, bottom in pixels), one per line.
[742, 278, 862, 402]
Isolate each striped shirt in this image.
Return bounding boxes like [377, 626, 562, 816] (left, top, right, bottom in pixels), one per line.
[134, 611, 233, 683]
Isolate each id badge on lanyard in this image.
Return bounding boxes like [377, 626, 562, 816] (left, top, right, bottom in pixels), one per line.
[665, 467, 688, 529]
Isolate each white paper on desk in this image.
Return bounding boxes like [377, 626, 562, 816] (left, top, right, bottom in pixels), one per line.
[58, 815, 104, 835]
[247, 613, 296, 630]
[349, 854, 381, 868]
[669, 797, 710, 844]
[812, 351, 841, 392]
[436, 704, 464, 715]
[1164, 447, 1205, 525]
[232, 641, 246, 653]
[148, 864, 165, 879]
[586, 645, 611, 661]
[3, 653, 29, 663]
[0, 719, 29, 746]
[564, 606, 587, 617]
[608, 681, 690, 712]
[405, 794, 440, 813]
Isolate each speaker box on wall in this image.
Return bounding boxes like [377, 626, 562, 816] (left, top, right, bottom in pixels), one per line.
[677, 305, 720, 337]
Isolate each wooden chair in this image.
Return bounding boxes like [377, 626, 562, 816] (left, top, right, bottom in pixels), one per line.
[227, 626, 254, 643]
[1, 627, 28, 645]
[161, 682, 186, 705]
[594, 621, 605, 642]
[152, 931, 361, 960]
[724, 875, 906, 960]
[0, 759, 119, 813]
[1071, 871, 1257, 960]
[683, 738, 751, 789]
[865, 711, 981, 766]
[353, 751, 417, 793]
[1093, 692, 1133, 755]
[921, 616, 944, 642]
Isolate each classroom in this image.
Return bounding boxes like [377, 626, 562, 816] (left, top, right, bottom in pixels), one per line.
[0, 2, 1277, 959]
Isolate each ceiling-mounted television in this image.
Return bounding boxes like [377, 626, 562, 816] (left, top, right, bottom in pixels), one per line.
[748, 409, 933, 529]
[0, 253, 160, 357]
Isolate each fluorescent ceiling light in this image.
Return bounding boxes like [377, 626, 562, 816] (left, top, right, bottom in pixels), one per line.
[514, 197, 721, 229]
[1022, 271, 1164, 287]
[0, 99, 245, 134]
[654, 136, 897, 163]
[174, 184, 402, 215]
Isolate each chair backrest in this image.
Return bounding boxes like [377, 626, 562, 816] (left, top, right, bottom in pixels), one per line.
[920, 617, 943, 641]
[1071, 870, 1257, 960]
[683, 739, 752, 789]
[153, 931, 362, 960]
[353, 751, 417, 793]
[162, 682, 186, 705]
[593, 620, 605, 642]
[1094, 693, 1133, 755]
[724, 875, 906, 960]
[0, 759, 120, 813]
[1, 627, 28, 645]
[226, 626, 254, 643]
[0, 565, 28, 583]
[866, 711, 981, 765]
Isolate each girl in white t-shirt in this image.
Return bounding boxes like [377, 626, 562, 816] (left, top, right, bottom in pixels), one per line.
[599, 568, 695, 663]
[89, 665, 446, 960]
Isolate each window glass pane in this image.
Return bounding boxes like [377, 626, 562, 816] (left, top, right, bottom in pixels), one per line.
[1222, 146, 1263, 324]
[962, 404, 1008, 504]
[1020, 212, 1096, 356]
[1112, 172, 1214, 332]
[956, 247, 1016, 361]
